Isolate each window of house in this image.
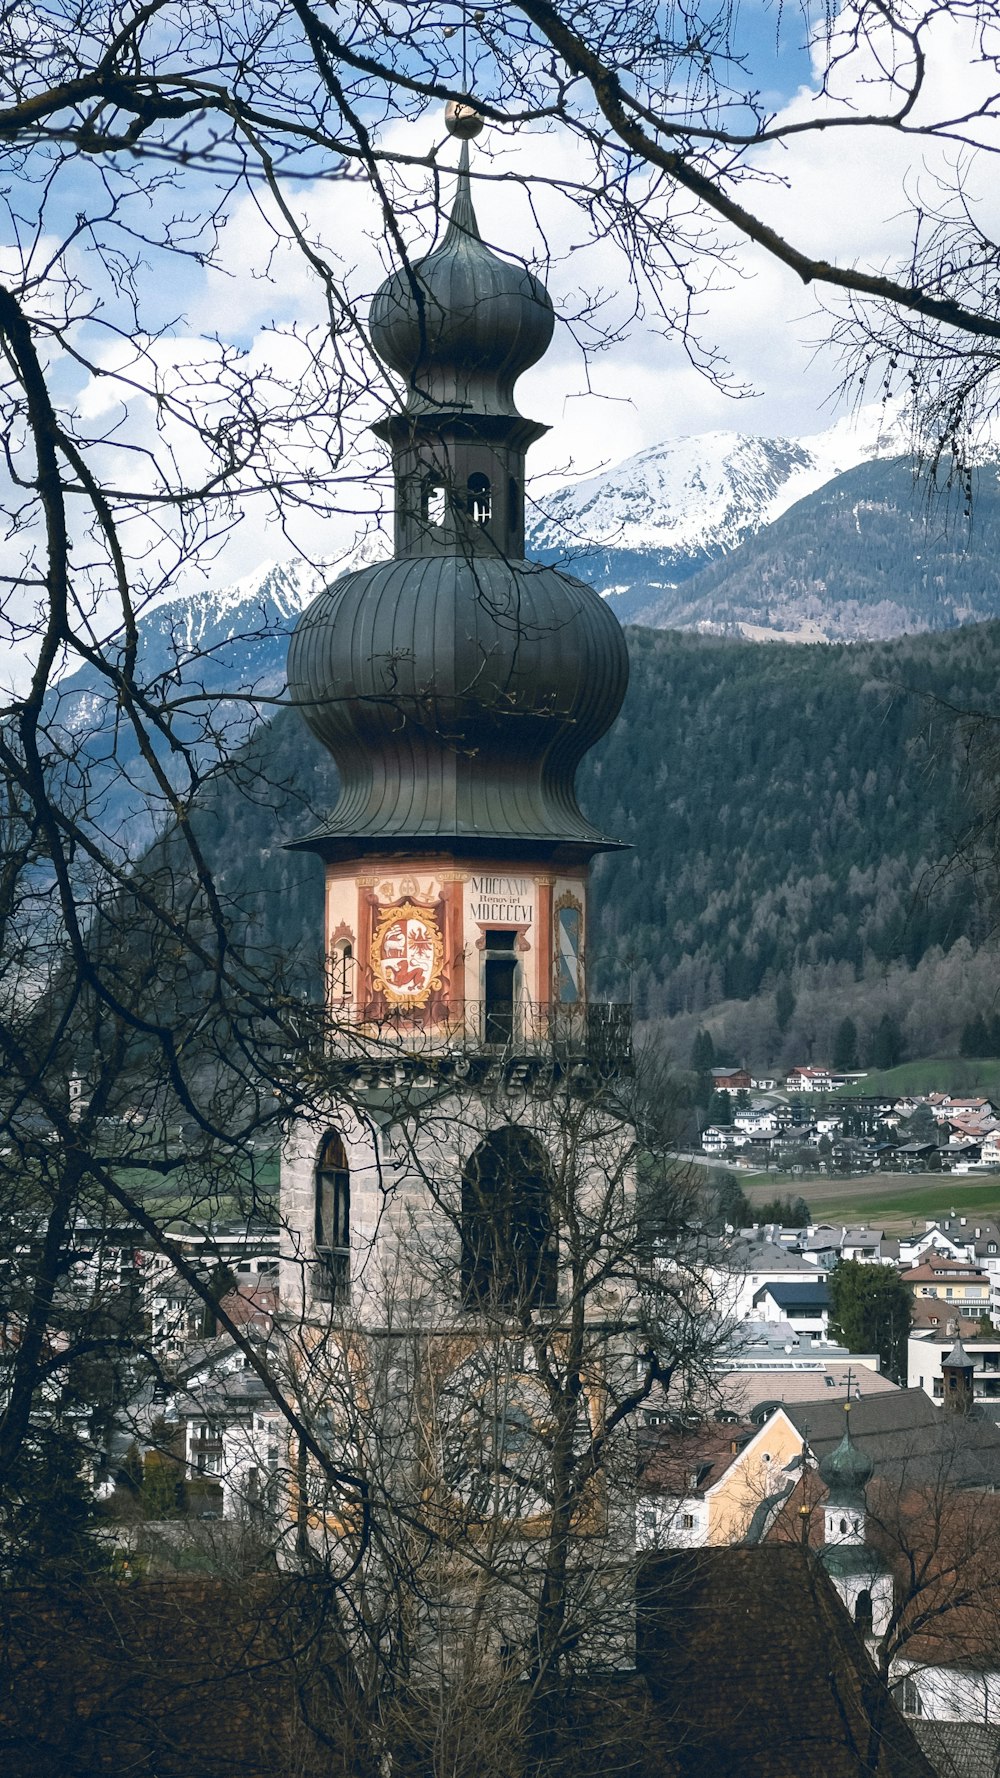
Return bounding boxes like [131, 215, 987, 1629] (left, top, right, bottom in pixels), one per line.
[467, 472, 492, 525]
[483, 929, 518, 1047]
[461, 1126, 556, 1310]
[894, 1675, 921, 1716]
[682, 1513, 696, 1530]
[315, 1131, 350, 1305]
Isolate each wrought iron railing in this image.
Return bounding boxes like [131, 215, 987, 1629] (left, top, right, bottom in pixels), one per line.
[328, 999, 632, 1071]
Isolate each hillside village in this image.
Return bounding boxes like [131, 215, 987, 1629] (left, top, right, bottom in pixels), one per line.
[6, 1159, 1000, 1770]
[699, 1064, 1000, 1175]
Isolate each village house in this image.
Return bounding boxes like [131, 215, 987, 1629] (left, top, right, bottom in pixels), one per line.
[902, 1254, 991, 1309]
[785, 1065, 836, 1092]
[706, 1233, 823, 1323]
[709, 1065, 751, 1090]
[751, 1279, 832, 1341]
[637, 1411, 804, 1550]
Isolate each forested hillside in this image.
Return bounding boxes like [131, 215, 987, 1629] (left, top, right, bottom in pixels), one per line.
[193, 622, 1000, 1069]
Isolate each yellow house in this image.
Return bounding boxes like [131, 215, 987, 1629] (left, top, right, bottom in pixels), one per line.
[638, 1410, 805, 1549]
[902, 1258, 990, 1311]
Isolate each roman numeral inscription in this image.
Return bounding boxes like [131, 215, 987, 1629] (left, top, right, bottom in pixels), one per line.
[470, 876, 533, 925]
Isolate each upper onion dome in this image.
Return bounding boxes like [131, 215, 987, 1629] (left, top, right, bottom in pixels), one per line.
[369, 141, 555, 417]
[818, 1412, 873, 1507]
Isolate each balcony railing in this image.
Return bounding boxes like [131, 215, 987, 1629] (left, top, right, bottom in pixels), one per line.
[328, 999, 633, 1073]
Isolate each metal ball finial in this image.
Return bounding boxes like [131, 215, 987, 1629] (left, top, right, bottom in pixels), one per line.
[445, 99, 484, 138]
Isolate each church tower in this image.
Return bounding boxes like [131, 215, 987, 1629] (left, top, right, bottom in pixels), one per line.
[941, 1336, 975, 1413]
[278, 112, 633, 1675]
[818, 1406, 893, 1642]
[284, 144, 627, 1052]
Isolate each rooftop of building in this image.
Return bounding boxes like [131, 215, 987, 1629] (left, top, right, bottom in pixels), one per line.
[637, 1547, 935, 1778]
[781, 1389, 1000, 1489]
[638, 1420, 756, 1497]
[755, 1280, 830, 1308]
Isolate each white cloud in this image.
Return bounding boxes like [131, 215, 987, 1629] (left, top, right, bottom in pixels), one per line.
[24, 0, 1000, 659]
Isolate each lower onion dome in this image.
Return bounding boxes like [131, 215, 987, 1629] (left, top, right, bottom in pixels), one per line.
[287, 553, 628, 857]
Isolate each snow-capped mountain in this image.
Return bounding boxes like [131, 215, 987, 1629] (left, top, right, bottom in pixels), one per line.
[51, 403, 989, 853]
[525, 406, 910, 618]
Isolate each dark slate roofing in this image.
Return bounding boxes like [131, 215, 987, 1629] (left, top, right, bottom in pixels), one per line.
[722, 1236, 820, 1272]
[758, 1280, 830, 1308]
[287, 553, 628, 858]
[783, 1387, 1000, 1489]
[0, 1579, 363, 1777]
[287, 138, 628, 861]
[369, 139, 554, 418]
[637, 1547, 935, 1778]
[943, 1337, 973, 1368]
[913, 1720, 1000, 1778]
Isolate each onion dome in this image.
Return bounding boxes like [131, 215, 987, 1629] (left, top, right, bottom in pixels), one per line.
[369, 141, 554, 417]
[818, 1411, 873, 1509]
[287, 124, 628, 861]
[287, 553, 627, 858]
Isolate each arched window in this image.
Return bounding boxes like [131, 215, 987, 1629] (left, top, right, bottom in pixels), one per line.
[422, 478, 447, 526]
[331, 939, 354, 1001]
[839, 1517, 848, 1536]
[855, 1589, 873, 1635]
[315, 1131, 350, 1304]
[461, 1127, 556, 1309]
[467, 472, 492, 525]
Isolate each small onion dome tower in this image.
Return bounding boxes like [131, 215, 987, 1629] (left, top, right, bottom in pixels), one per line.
[818, 1406, 892, 1639]
[819, 1408, 874, 1542]
[285, 110, 629, 1036]
[942, 1336, 975, 1413]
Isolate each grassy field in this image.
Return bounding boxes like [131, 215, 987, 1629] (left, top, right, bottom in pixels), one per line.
[118, 1151, 280, 1225]
[744, 1169, 1000, 1232]
[836, 1057, 1000, 1097]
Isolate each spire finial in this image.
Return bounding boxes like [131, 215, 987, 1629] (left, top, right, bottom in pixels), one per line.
[441, 137, 482, 247]
[444, 99, 484, 139]
[442, 102, 484, 246]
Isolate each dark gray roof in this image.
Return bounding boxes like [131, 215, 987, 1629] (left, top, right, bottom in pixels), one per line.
[912, 1721, 1000, 1778]
[758, 1281, 830, 1309]
[287, 554, 628, 859]
[724, 1237, 820, 1273]
[369, 140, 554, 419]
[783, 1388, 1000, 1489]
[637, 1547, 936, 1778]
[287, 138, 628, 862]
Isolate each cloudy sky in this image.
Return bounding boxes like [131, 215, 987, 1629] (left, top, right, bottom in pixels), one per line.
[14, 0, 1000, 641]
[151, 0, 998, 591]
